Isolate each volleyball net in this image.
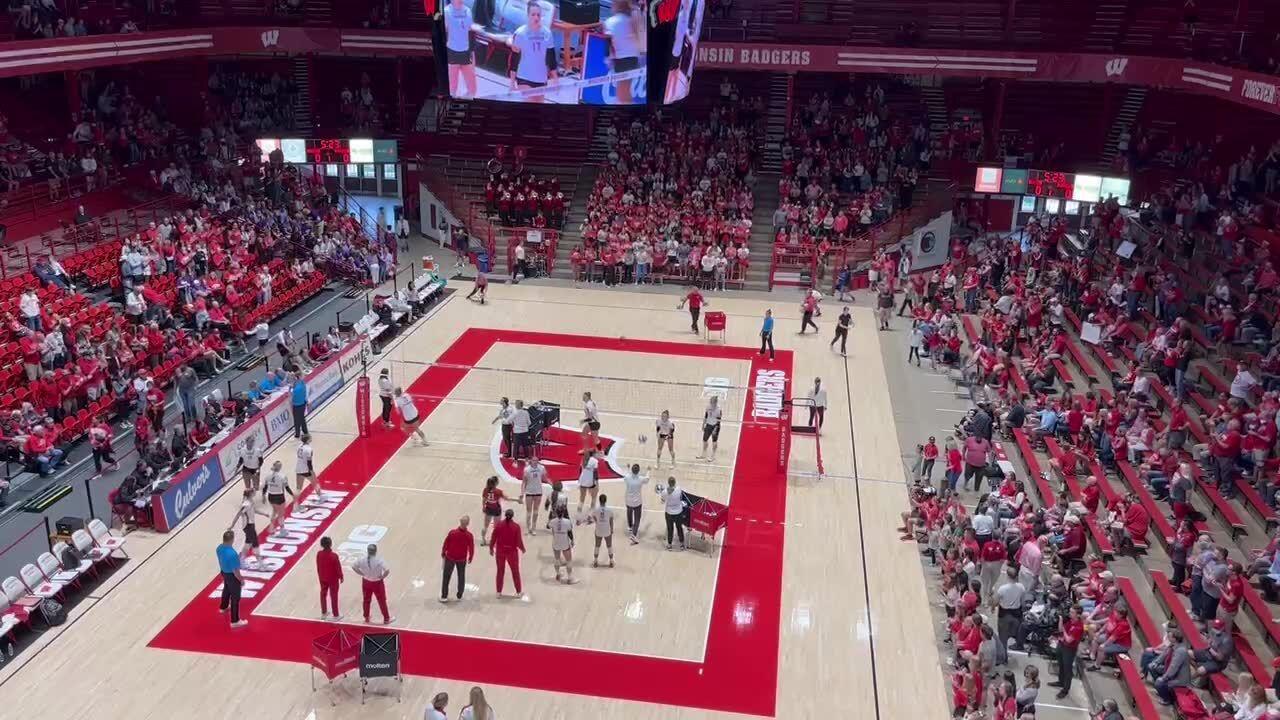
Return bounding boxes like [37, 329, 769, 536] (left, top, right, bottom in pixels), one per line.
[376, 358, 794, 471]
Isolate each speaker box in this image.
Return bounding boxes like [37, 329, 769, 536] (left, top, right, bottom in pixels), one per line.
[558, 0, 600, 25]
[55, 516, 85, 536]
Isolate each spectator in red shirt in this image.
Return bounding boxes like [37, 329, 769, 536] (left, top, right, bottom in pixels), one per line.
[316, 536, 344, 620]
[677, 287, 705, 334]
[1052, 605, 1085, 698]
[1195, 419, 1242, 499]
[24, 425, 63, 475]
[1086, 605, 1132, 670]
[440, 515, 476, 603]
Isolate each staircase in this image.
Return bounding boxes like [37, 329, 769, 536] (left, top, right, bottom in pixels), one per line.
[760, 76, 790, 172]
[544, 164, 600, 281]
[1101, 86, 1147, 166]
[1083, 1, 1129, 51]
[746, 172, 780, 291]
[290, 57, 313, 133]
[586, 108, 625, 163]
[919, 84, 950, 137]
[433, 98, 472, 136]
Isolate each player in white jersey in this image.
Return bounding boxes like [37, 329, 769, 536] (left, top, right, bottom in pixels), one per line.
[655, 410, 676, 466]
[240, 432, 263, 490]
[521, 457, 547, 534]
[622, 463, 649, 543]
[577, 448, 599, 514]
[697, 395, 723, 462]
[442, 0, 477, 98]
[548, 505, 576, 583]
[544, 479, 567, 531]
[588, 494, 615, 568]
[507, 3, 557, 103]
[604, 0, 642, 104]
[393, 387, 428, 445]
[261, 460, 294, 538]
[229, 488, 269, 569]
[377, 368, 394, 428]
[581, 391, 600, 451]
[294, 433, 324, 499]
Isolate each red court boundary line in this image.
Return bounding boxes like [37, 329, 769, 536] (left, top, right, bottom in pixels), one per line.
[148, 328, 793, 717]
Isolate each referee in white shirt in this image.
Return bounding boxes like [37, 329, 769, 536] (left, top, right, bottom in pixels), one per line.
[492, 397, 515, 458]
[808, 377, 828, 429]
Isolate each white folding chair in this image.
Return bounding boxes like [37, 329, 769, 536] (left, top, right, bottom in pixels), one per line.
[20, 563, 64, 600]
[72, 529, 110, 566]
[88, 518, 128, 560]
[50, 543, 94, 581]
[40, 551, 81, 588]
[0, 595, 21, 639]
[2, 576, 39, 611]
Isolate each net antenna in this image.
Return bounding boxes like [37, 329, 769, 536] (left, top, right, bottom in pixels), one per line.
[784, 397, 825, 480]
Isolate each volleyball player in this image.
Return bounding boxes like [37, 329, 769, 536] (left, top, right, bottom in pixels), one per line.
[604, 0, 642, 104]
[655, 409, 676, 466]
[549, 505, 576, 584]
[589, 494, 615, 567]
[229, 488, 268, 569]
[492, 397, 515, 458]
[295, 433, 323, 499]
[521, 457, 547, 534]
[261, 460, 294, 539]
[581, 391, 600, 450]
[545, 479, 566, 530]
[443, 0, 478, 98]
[507, 2, 557, 103]
[664, 0, 695, 102]
[578, 448, 599, 513]
[697, 395, 722, 462]
[377, 368, 394, 428]
[393, 387, 428, 445]
[479, 475, 513, 545]
[622, 463, 649, 543]
[240, 432, 262, 490]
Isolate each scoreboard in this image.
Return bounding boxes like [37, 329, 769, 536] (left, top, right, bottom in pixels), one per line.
[254, 138, 399, 165]
[973, 166, 1130, 203]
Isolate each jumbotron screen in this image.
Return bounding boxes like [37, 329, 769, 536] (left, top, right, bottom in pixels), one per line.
[430, 0, 704, 106]
[434, 0, 650, 106]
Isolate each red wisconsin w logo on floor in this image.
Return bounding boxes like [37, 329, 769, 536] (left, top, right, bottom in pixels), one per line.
[495, 425, 624, 485]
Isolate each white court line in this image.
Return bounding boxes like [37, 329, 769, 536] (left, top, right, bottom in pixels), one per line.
[1033, 703, 1089, 713]
[368, 483, 474, 497]
[252, 607, 704, 664]
[934, 408, 969, 413]
[929, 390, 961, 394]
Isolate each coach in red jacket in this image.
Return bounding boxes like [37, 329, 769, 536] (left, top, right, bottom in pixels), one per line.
[440, 516, 475, 603]
[489, 509, 526, 598]
[316, 536, 344, 620]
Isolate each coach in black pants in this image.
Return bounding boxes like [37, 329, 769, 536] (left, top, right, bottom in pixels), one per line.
[216, 530, 246, 627]
[290, 374, 309, 438]
[440, 516, 475, 602]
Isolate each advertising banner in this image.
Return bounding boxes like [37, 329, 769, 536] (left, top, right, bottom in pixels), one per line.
[153, 453, 225, 532]
[262, 393, 296, 445]
[356, 376, 371, 439]
[216, 418, 268, 481]
[307, 355, 346, 411]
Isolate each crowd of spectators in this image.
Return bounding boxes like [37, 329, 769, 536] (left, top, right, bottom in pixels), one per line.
[884, 116, 1280, 718]
[207, 68, 298, 135]
[771, 85, 926, 281]
[338, 73, 387, 133]
[6, 0, 170, 40]
[567, 103, 758, 288]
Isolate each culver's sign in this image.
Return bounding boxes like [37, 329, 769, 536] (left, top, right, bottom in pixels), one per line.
[307, 358, 345, 411]
[157, 454, 225, 531]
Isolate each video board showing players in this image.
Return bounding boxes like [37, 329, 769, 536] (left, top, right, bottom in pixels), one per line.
[661, 0, 705, 103]
[439, 0, 647, 105]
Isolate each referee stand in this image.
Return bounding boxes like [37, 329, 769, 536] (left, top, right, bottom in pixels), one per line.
[786, 398, 825, 480]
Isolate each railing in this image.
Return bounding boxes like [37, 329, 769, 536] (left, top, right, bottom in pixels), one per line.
[0, 171, 120, 225]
